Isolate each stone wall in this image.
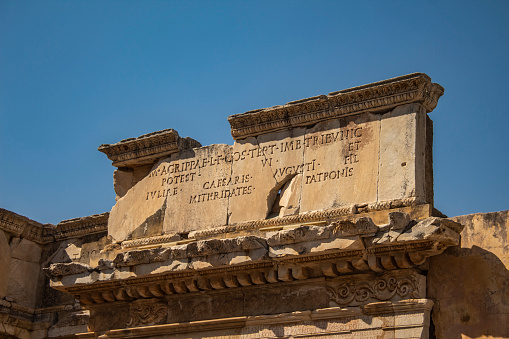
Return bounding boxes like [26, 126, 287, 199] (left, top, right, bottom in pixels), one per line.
[428, 210, 509, 338]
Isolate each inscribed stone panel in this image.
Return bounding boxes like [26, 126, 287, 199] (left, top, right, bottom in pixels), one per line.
[163, 144, 232, 234]
[300, 112, 380, 212]
[228, 128, 306, 224]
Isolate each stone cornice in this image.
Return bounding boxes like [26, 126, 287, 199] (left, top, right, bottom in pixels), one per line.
[0, 209, 108, 244]
[0, 208, 52, 245]
[46, 214, 463, 305]
[98, 129, 201, 168]
[228, 73, 444, 140]
[54, 213, 109, 241]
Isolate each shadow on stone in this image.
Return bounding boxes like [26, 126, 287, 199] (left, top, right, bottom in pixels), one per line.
[428, 245, 509, 338]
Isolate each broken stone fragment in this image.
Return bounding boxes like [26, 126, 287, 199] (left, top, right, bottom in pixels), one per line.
[396, 217, 462, 245]
[45, 262, 92, 277]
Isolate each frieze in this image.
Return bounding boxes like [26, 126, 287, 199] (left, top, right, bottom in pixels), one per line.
[77, 300, 433, 338]
[126, 299, 168, 327]
[326, 270, 424, 306]
[228, 73, 443, 140]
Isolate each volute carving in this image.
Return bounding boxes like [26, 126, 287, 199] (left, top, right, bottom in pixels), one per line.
[126, 298, 168, 327]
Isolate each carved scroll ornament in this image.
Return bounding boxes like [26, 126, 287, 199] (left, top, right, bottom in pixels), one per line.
[126, 299, 168, 327]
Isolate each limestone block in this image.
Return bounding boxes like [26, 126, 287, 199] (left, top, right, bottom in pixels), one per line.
[10, 237, 42, 263]
[47, 310, 89, 338]
[108, 160, 167, 242]
[0, 230, 10, 298]
[113, 168, 134, 200]
[109, 144, 236, 241]
[428, 210, 509, 339]
[6, 258, 40, 307]
[163, 144, 232, 234]
[269, 236, 363, 258]
[278, 173, 302, 217]
[229, 128, 306, 224]
[48, 239, 82, 264]
[378, 103, 428, 203]
[300, 112, 380, 212]
[396, 217, 461, 245]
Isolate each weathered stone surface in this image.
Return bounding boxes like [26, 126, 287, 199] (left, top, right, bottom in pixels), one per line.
[300, 112, 380, 213]
[48, 239, 82, 264]
[10, 237, 43, 263]
[47, 310, 89, 338]
[73, 299, 434, 338]
[6, 258, 41, 307]
[0, 230, 10, 299]
[113, 168, 133, 200]
[428, 210, 509, 339]
[2, 74, 475, 339]
[163, 144, 233, 234]
[327, 270, 426, 307]
[378, 103, 429, 203]
[228, 128, 305, 223]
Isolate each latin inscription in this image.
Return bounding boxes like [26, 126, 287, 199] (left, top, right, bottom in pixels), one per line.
[144, 125, 364, 205]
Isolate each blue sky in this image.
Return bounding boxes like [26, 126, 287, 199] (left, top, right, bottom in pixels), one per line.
[1, 0, 508, 224]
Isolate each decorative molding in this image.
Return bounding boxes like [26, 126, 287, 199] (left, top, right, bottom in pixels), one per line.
[126, 299, 168, 327]
[0, 299, 81, 317]
[0, 209, 108, 245]
[326, 271, 423, 306]
[98, 129, 201, 168]
[53, 213, 109, 241]
[124, 198, 421, 248]
[228, 73, 444, 140]
[47, 214, 463, 305]
[0, 208, 49, 245]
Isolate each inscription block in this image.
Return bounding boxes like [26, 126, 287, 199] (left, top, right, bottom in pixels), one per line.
[105, 74, 441, 242]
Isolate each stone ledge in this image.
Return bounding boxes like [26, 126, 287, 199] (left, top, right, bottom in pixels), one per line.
[98, 129, 201, 168]
[122, 199, 430, 249]
[45, 214, 462, 306]
[0, 208, 109, 244]
[228, 73, 443, 140]
[54, 213, 109, 241]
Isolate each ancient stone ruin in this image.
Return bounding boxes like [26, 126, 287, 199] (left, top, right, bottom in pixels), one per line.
[1, 73, 508, 338]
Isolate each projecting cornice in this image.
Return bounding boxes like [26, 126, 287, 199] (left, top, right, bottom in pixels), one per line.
[228, 73, 444, 140]
[45, 213, 463, 306]
[98, 129, 201, 168]
[0, 209, 108, 244]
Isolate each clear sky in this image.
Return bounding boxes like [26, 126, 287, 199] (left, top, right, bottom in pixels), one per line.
[1, 1, 508, 224]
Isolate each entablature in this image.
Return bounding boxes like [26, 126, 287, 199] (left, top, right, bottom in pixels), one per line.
[45, 212, 462, 306]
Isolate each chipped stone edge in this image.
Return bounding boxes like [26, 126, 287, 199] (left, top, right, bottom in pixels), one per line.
[98, 129, 201, 168]
[122, 198, 421, 248]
